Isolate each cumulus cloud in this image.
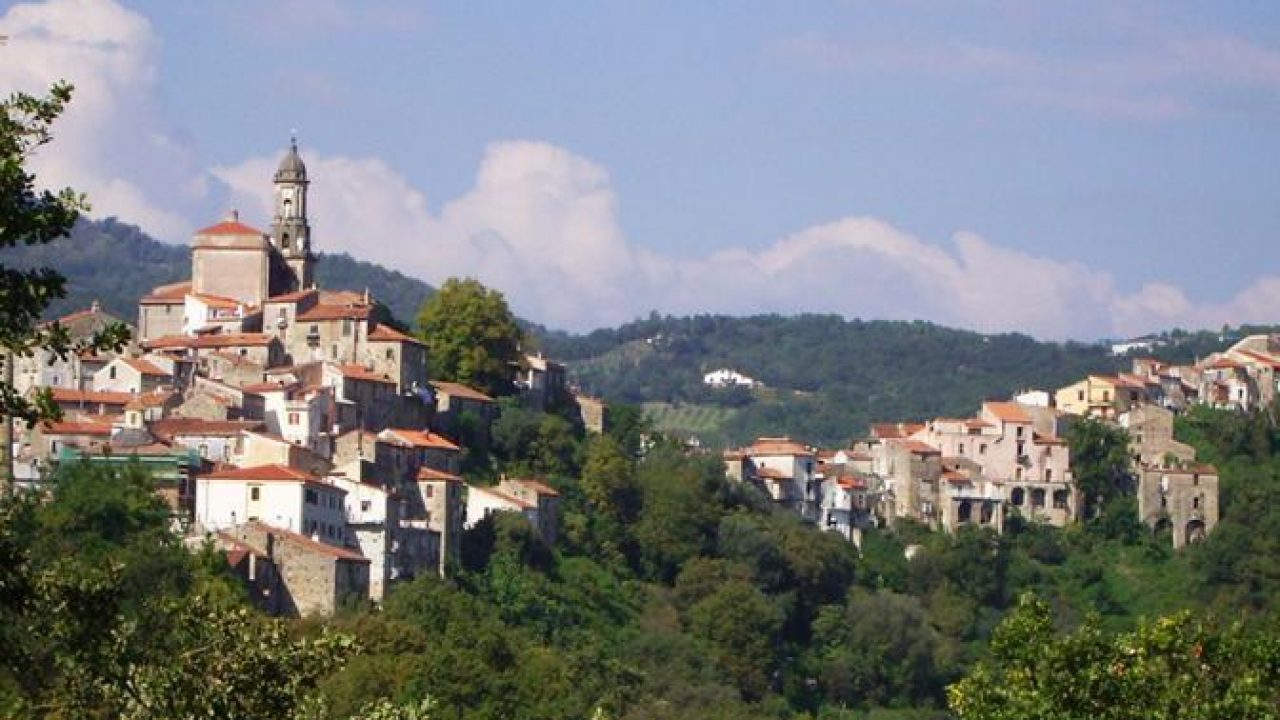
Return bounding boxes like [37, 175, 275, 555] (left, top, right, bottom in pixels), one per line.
[10, 0, 1279, 339]
[212, 141, 1280, 339]
[0, 0, 221, 240]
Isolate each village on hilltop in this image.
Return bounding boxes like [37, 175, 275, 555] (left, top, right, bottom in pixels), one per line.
[9, 141, 1270, 616]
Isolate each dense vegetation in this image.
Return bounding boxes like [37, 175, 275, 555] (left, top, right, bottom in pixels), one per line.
[6, 401, 1280, 718]
[540, 314, 1132, 446]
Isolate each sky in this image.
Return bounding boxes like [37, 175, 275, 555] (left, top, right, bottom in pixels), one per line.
[3, 0, 1280, 339]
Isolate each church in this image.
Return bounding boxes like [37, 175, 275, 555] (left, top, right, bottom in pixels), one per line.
[135, 140, 432, 432]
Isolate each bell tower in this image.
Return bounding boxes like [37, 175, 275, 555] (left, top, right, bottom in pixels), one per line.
[270, 136, 314, 292]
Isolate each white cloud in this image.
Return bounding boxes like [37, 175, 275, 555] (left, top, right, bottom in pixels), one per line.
[0, 0, 219, 240]
[11, 0, 1279, 339]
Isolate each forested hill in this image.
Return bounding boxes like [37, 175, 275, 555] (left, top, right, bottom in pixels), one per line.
[539, 314, 1130, 446]
[8, 218, 435, 326]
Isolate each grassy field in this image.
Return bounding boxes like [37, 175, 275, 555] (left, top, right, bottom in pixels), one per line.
[642, 402, 738, 445]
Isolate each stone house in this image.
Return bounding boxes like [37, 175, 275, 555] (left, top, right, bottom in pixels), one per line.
[726, 437, 821, 522]
[220, 522, 370, 616]
[92, 356, 172, 394]
[1137, 464, 1219, 549]
[430, 380, 496, 445]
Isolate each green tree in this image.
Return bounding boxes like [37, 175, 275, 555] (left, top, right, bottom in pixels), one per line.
[416, 278, 523, 397]
[0, 83, 130, 434]
[948, 593, 1280, 720]
[581, 435, 640, 523]
[1066, 417, 1133, 521]
[686, 580, 783, 701]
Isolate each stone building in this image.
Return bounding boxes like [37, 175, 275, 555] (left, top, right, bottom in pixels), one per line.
[1137, 464, 1220, 549]
[219, 521, 370, 616]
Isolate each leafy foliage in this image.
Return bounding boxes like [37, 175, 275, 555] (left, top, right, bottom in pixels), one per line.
[416, 278, 524, 397]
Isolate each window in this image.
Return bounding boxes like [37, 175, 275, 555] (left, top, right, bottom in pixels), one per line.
[109, 366, 116, 380]
[360, 500, 371, 513]
[1077, 390, 1085, 401]
[1052, 490, 1068, 509]
[199, 443, 209, 458]
[958, 443, 965, 455]
[1011, 487, 1025, 506]
[1193, 496, 1201, 509]
[305, 489, 318, 505]
[288, 412, 300, 426]
[979, 444, 987, 455]
[1193, 474, 1199, 486]
[330, 345, 338, 359]
[250, 487, 260, 501]
[343, 319, 352, 337]
[1044, 468, 1053, 482]
[1031, 488, 1046, 508]
[385, 348, 394, 360]
[1103, 390, 1111, 402]
[425, 485, 434, 499]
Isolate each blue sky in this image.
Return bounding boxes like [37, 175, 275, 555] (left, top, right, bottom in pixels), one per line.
[4, 0, 1280, 338]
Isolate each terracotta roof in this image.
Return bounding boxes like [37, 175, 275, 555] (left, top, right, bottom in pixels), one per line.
[897, 439, 942, 455]
[200, 463, 328, 485]
[416, 467, 463, 483]
[755, 466, 793, 480]
[150, 418, 263, 438]
[196, 219, 265, 237]
[870, 423, 925, 439]
[983, 401, 1033, 424]
[136, 390, 176, 408]
[836, 475, 867, 490]
[266, 288, 318, 304]
[943, 470, 972, 485]
[1032, 432, 1067, 446]
[508, 478, 560, 497]
[190, 293, 244, 310]
[842, 450, 872, 461]
[468, 484, 537, 510]
[1204, 357, 1243, 370]
[144, 333, 274, 350]
[240, 522, 369, 563]
[297, 303, 373, 322]
[1235, 349, 1280, 370]
[140, 281, 191, 304]
[368, 324, 426, 346]
[122, 357, 170, 376]
[429, 380, 495, 403]
[746, 437, 812, 456]
[40, 419, 112, 435]
[240, 380, 299, 394]
[50, 388, 133, 405]
[336, 364, 396, 384]
[964, 418, 993, 429]
[381, 428, 461, 451]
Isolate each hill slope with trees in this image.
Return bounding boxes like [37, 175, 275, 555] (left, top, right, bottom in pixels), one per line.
[6, 218, 436, 326]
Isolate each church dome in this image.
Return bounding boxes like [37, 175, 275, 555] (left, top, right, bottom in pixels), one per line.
[274, 138, 307, 182]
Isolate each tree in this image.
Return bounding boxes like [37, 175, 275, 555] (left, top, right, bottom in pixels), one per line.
[416, 278, 522, 397]
[948, 593, 1280, 720]
[0, 83, 130, 491]
[1066, 417, 1133, 521]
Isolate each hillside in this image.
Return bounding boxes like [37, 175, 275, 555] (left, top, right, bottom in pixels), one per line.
[542, 314, 1133, 446]
[7, 218, 435, 326]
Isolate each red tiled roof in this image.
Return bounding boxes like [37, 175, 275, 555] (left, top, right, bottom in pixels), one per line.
[240, 380, 299, 394]
[368, 324, 426, 346]
[746, 437, 812, 456]
[266, 288, 319, 304]
[40, 419, 112, 435]
[836, 475, 867, 490]
[196, 219, 265, 236]
[297, 303, 373, 322]
[417, 467, 464, 483]
[150, 418, 263, 438]
[144, 333, 274, 350]
[429, 380, 495, 403]
[201, 463, 324, 483]
[983, 401, 1032, 424]
[49, 388, 133, 405]
[870, 422, 925, 439]
[1032, 432, 1067, 446]
[1235, 349, 1280, 370]
[336, 364, 396, 384]
[140, 281, 191, 304]
[190, 293, 244, 310]
[508, 478, 560, 497]
[381, 428, 461, 451]
[122, 357, 169, 377]
[898, 439, 942, 455]
[842, 450, 872, 461]
[240, 522, 369, 562]
[755, 466, 792, 480]
[943, 470, 972, 485]
[1204, 357, 1243, 371]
